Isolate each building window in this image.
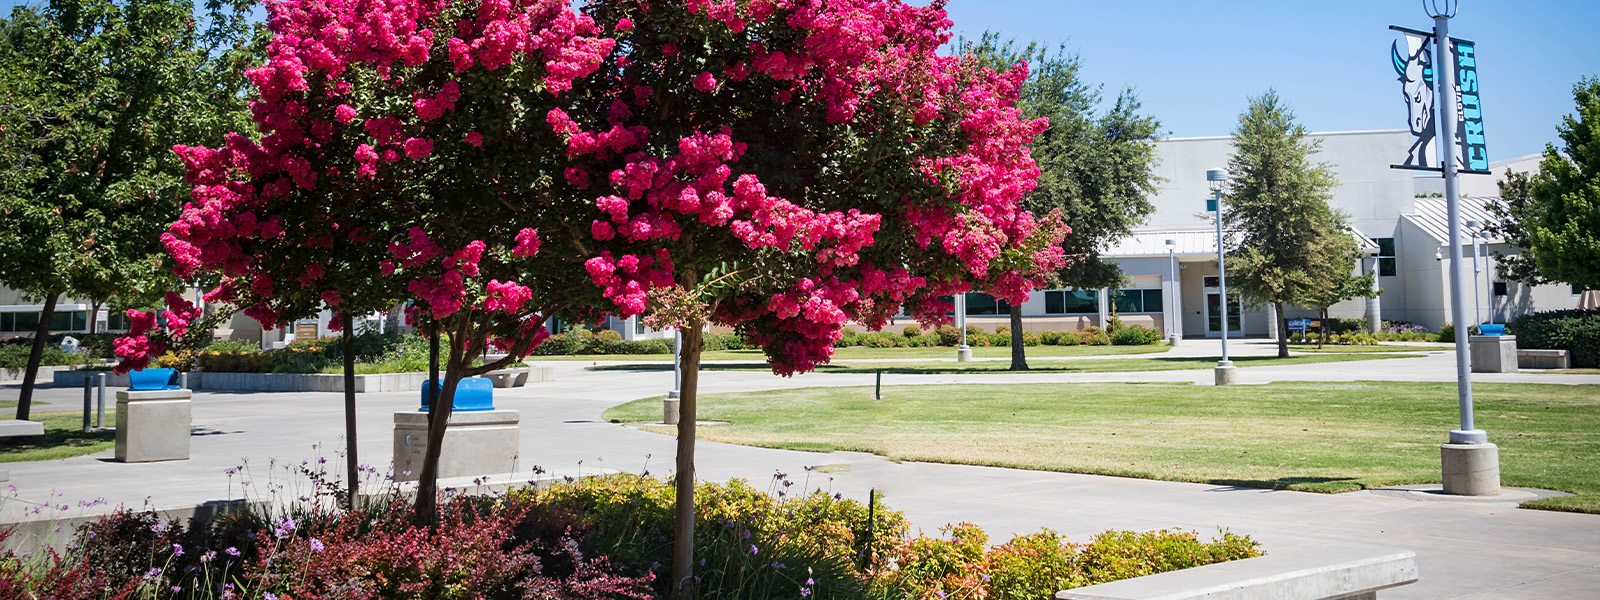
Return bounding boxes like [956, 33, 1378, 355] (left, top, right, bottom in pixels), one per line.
[1111, 289, 1164, 314]
[963, 293, 1011, 316]
[1493, 282, 1508, 296]
[1044, 290, 1099, 314]
[106, 311, 132, 332]
[1375, 238, 1397, 277]
[1203, 276, 1220, 288]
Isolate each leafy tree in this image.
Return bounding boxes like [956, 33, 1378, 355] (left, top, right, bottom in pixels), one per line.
[1303, 254, 1378, 347]
[119, 2, 1063, 594]
[1221, 90, 1354, 358]
[1489, 76, 1600, 291]
[0, 0, 260, 420]
[960, 33, 1161, 370]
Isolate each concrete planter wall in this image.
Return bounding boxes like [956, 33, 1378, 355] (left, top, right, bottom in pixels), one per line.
[51, 366, 554, 393]
[6, 365, 83, 384]
[50, 369, 124, 387]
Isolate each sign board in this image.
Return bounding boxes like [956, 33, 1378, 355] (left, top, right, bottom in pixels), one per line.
[1287, 318, 1311, 332]
[294, 322, 319, 342]
[1389, 26, 1489, 173]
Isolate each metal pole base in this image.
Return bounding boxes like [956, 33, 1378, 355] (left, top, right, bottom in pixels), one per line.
[1449, 428, 1488, 444]
[956, 345, 972, 362]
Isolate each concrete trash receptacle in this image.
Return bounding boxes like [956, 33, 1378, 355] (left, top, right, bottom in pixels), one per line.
[115, 389, 192, 462]
[1469, 335, 1518, 373]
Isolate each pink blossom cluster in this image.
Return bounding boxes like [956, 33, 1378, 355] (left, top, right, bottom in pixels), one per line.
[584, 250, 675, 316]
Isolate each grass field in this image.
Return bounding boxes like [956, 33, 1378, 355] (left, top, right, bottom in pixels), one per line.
[0, 409, 115, 463]
[588, 352, 1422, 374]
[533, 344, 1170, 362]
[604, 381, 1600, 513]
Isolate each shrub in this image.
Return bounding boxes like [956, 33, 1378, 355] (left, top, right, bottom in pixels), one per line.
[595, 339, 675, 355]
[1039, 331, 1062, 345]
[1081, 325, 1102, 335]
[205, 339, 258, 353]
[1075, 529, 1260, 586]
[1082, 332, 1111, 346]
[1436, 323, 1481, 343]
[1022, 332, 1042, 347]
[990, 333, 1010, 346]
[1508, 309, 1600, 368]
[1110, 325, 1161, 346]
[594, 329, 623, 343]
[861, 333, 902, 348]
[1327, 318, 1367, 334]
[841, 327, 859, 337]
[902, 325, 923, 338]
[994, 326, 1010, 336]
[0, 343, 86, 369]
[935, 325, 962, 346]
[1058, 331, 1083, 346]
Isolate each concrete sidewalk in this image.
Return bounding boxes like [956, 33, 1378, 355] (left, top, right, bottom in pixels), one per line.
[1, 349, 1598, 598]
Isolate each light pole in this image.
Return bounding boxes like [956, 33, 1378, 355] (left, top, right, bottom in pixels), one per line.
[1208, 168, 1235, 385]
[956, 293, 971, 362]
[1166, 239, 1180, 346]
[1467, 219, 1484, 327]
[1427, 0, 1497, 495]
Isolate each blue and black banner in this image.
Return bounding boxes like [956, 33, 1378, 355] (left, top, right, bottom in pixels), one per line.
[1388, 25, 1490, 174]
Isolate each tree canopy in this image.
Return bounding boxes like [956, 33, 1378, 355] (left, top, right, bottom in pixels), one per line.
[1221, 90, 1357, 358]
[1492, 76, 1600, 291]
[0, 0, 260, 418]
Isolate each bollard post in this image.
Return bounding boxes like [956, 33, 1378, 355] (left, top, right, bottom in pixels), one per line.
[83, 376, 93, 433]
[863, 488, 877, 569]
[875, 370, 882, 400]
[97, 373, 106, 428]
[180, 371, 188, 390]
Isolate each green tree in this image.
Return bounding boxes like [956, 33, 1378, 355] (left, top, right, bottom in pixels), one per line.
[1490, 76, 1600, 291]
[961, 33, 1161, 370]
[1221, 90, 1355, 358]
[1303, 252, 1378, 348]
[0, 0, 260, 419]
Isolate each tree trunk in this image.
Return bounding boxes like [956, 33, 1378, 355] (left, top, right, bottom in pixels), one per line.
[1008, 303, 1027, 371]
[341, 312, 359, 510]
[671, 319, 705, 599]
[1274, 301, 1289, 358]
[1318, 308, 1328, 350]
[88, 300, 101, 334]
[413, 322, 459, 528]
[16, 292, 60, 421]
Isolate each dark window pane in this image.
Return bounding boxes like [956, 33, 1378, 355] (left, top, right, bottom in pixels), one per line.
[1379, 257, 1396, 277]
[1203, 276, 1220, 288]
[14, 312, 38, 332]
[1143, 289, 1163, 313]
[1045, 291, 1065, 314]
[1493, 282, 1508, 296]
[1111, 290, 1143, 314]
[1062, 290, 1098, 314]
[72, 311, 87, 331]
[1, 313, 12, 332]
[51, 311, 71, 331]
[966, 293, 1002, 316]
[1376, 237, 1396, 257]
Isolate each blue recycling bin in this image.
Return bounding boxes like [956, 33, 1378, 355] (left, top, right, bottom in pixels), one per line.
[128, 368, 180, 391]
[1479, 324, 1506, 336]
[419, 377, 494, 412]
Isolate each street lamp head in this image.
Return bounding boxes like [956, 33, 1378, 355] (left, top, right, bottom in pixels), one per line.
[1466, 219, 1480, 229]
[1423, 0, 1457, 19]
[1165, 239, 1176, 247]
[1435, 249, 1444, 261]
[1205, 168, 1227, 191]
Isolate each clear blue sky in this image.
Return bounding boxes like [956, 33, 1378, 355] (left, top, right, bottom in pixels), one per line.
[942, 0, 1600, 160]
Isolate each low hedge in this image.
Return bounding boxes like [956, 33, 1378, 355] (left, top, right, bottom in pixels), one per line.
[1508, 309, 1600, 368]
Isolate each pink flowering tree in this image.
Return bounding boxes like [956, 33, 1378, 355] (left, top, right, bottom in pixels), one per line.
[117, 0, 1063, 583]
[560, 0, 1065, 593]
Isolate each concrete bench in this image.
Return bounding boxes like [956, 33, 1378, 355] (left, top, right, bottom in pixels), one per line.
[1057, 545, 1416, 600]
[0, 420, 45, 438]
[1517, 349, 1571, 370]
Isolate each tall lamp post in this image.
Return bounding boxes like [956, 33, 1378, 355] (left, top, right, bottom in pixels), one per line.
[1428, 0, 1498, 496]
[956, 293, 971, 362]
[1207, 168, 1235, 385]
[1166, 239, 1179, 346]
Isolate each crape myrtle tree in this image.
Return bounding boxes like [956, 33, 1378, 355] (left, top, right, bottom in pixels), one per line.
[1221, 90, 1352, 358]
[1490, 76, 1600, 291]
[0, 0, 259, 420]
[961, 33, 1160, 370]
[115, 0, 1065, 590]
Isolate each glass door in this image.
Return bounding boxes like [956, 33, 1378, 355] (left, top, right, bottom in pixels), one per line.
[1205, 291, 1242, 336]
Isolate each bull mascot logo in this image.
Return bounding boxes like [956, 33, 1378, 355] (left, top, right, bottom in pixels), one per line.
[1393, 35, 1436, 168]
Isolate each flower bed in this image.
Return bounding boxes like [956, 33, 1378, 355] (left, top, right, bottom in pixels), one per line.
[0, 474, 1258, 599]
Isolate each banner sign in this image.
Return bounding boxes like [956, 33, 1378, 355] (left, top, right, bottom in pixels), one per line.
[1287, 318, 1311, 332]
[1388, 26, 1489, 173]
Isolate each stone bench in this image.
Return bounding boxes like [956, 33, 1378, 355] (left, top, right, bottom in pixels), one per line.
[0, 420, 45, 438]
[1517, 349, 1571, 370]
[1057, 545, 1416, 600]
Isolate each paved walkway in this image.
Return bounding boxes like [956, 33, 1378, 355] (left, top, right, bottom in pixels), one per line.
[2, 341, 1598, 598]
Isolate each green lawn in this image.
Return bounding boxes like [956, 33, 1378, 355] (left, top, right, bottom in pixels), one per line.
[604, 381, 1600, 513]
[0, 410, 116, 463]
[588, 352, 1421, 374]
[532, 344, 1169, 362]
